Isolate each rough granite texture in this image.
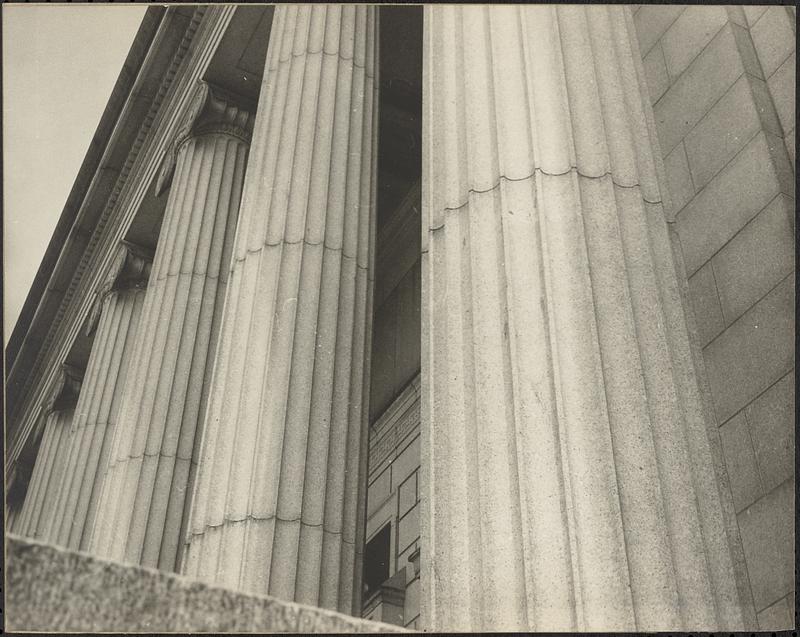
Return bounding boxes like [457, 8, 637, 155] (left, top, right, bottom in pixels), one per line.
[6, 535, 407, 633]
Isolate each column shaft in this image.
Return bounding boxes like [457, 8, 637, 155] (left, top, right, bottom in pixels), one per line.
[13, 366, 82, 540]
[89, 83, 252, 571]
[182, 5, 378, 616]
[421, 5, 743, 632]
[45, 244, 151, 551]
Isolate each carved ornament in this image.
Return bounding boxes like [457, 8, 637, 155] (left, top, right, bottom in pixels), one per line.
[156, 80, 255, 195]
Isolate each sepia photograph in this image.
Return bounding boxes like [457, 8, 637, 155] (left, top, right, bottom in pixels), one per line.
[3, 3, 795, 632]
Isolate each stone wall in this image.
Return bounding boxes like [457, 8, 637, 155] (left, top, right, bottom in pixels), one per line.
[365, 378, 421, 629]
[5, 535, 406, 633]
[634, 5, 795, 630]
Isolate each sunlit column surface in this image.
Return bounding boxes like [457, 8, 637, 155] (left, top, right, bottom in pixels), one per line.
[182, 5, 379, 616]
[421, 5, 745, 632]
[89, 82, 253, 572]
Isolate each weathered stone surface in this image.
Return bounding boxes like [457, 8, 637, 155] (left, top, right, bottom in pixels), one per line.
[750, 6, 795, 78]
[422, 4, 744, 632]
[687, 261, 725, 348]
[737, 478, 795, 612]
[768, 51, 796, 136]
[634, 5, 685, 56]
[182, 6, 379, 615]
[663, 141, 695, 214]
[653, 24, 744, 154]
[5, 535, 405, 633]
[642, 43, 669, 103]
[660, 5, 727, 80]
[746, 371, 795, 493]
[676, 132, 787, 276]
[711, 194, 794, 324]
[719, 412, 762, 513]
[756, 594, 794, 630]
[89, 81, 253, 573]
[684, 75, 764, 190]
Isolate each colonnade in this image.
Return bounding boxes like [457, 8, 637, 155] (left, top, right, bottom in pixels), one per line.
[10, 5, 745, 632]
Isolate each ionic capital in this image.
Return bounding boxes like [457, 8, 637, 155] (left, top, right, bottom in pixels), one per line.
[156, 81, 255, 195]
[46, 364, 84, 414]
[86, 242, 153, 336]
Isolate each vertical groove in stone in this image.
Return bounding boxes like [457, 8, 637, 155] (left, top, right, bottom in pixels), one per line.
[422, 4, 745, 632]
[45, 257, 149, 552]
[182, 5, 378, 616]
[89, 87, 252, 573]
[13, 367, 82, 541]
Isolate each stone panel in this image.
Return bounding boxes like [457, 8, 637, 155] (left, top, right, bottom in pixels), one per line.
[663, 142, 695, 214]
[743, 5, 769, 28]
[661, 5, 728, 80]
[5, 536, 405, 633]
[711, 194, 794, 323]
[746, 371, 795, 493]
[391, 435, 419, 492]
[397, 504, 419, 554]
[687, 261, 725, 347]
[676, 132, 785, 276]
[768, 51, 796, 136]
[756, 595, 794, 631]
[750, 6, 795, 78]
[737, 477, 794, 612]
[643, 44, 670, 104]
[367, 467, 391, 517]
[683, 75, 763, 190]
[719, 413, 762, 513]
[634, 5, 685, 57]
[703, 273, 794, 424]
[653, 24, 744, 154]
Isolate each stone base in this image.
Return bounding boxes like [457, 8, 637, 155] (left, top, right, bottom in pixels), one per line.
[5, 535, 407, 633]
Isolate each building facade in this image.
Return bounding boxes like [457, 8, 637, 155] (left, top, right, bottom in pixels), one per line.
[5, 5, 795, 632]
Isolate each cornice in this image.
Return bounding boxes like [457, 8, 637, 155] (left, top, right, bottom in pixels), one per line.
[156, 80, 255, 195]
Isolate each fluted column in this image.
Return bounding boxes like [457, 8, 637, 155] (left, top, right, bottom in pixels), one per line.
[13, 365, 83, 539]
[89, 82, 253, 571]
[44, 243, 151, 551]
[421, 5, 744, 632]
[182, 5, 378, 616]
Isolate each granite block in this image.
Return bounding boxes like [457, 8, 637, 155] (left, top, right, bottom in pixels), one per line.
[6, 535, 406, 633]
[737, 478, 795, 612]
[751, 6, 795, 78]
[661, 5, 728, 80]
[712, 194, 794, 323]
[704, 273, 794, 425]
[663, 141, 695, 214]
[719, 412, 763, 512]
[746, 371, 795, 493]
[653, 24, 744, 155]
[643, 43, 670, 104]
[683, 75, 762, 190]
[634, 5, 685, 57]
[768, 51, 796, 136]
[676, 132, 785, 276]
[687, 261, 725, 347]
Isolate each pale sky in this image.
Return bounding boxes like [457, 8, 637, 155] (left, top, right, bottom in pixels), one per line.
[3, 4, 147, 344]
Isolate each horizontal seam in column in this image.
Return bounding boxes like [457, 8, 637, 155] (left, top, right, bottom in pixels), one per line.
[231, 243, 368, 269]
[187, 514, 350, 537]
[154, 270, 222, 282]
[278, 50, 369, 71]
[105, 451, 198, 468]
[437, 168, 662, 215]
